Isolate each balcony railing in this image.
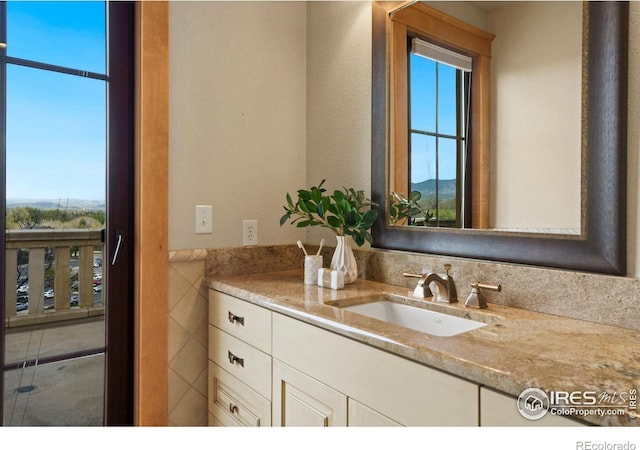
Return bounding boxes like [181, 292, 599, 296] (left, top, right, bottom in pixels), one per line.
[4, 229, 105, 328]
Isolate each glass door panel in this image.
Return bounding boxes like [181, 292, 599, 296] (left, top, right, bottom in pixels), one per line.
[2, 1, 107, 426]
[7, 2, 105, 73]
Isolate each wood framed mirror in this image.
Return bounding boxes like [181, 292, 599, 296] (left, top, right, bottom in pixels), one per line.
[371, 1, 628, 275]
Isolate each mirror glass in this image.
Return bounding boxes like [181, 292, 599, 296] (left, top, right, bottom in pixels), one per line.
[388, 1, 582, 235]
[371, 1, 627, 275]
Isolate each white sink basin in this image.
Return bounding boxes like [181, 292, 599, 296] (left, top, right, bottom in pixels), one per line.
[343, 300, 486, 337]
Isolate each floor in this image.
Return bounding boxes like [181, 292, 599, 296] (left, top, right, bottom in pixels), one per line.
[3, 317, 105, 426]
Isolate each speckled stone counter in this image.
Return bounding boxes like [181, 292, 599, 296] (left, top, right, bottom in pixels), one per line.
[206, 270, 640, 426]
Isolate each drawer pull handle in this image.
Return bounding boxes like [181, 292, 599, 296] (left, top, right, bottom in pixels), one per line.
[227, 350, 244, 367]
[228, 311, 245, 326]
[229, 403, 239, 414]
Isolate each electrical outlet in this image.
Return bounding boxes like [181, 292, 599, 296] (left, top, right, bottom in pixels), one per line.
[243, 219, 258, 246]
[195, 205, 212, 234]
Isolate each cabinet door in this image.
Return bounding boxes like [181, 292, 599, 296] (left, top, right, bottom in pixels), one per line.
[480, 387, 584, 426]
[348, 398, 402, 427]
[273, 359, 347, 427]
[273, 313, 478, 426]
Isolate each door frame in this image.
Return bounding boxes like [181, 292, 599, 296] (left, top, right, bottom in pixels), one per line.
[106, 1, 136, 425]
[134, 1, 169, 425]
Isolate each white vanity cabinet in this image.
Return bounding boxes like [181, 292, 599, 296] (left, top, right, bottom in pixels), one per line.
[272, 313, 479, 426]
[208, 289, 586, 428]
[208, 290, 272, 426]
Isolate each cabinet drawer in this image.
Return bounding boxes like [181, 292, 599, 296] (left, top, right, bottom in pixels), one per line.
[209, 290, 272, 353]
[209, 362, 271, 427]
[209, 325, 271, 398]
[209, 361, 271, 427]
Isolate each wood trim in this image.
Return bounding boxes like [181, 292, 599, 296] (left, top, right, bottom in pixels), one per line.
[390, 3, 494, 227]
[471, 54, 490, 228]
[135, 1, 169, 425]
[391, 2, 494, 57]
[392, 21, 408, 195]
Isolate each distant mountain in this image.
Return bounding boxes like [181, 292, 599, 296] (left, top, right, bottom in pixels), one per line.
[411, 179, 457, 200]
[6, 199, 106, 210]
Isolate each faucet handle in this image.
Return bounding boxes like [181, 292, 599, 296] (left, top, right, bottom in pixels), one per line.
[403, 272, 422, 279]
[465, 282, 501, 309]
[443, 264, 452, 274]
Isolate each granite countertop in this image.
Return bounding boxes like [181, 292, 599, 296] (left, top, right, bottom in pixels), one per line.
[206, 270, 640, 426]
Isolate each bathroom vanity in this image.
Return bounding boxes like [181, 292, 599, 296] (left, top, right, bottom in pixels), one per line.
[206, 270, 640, 427]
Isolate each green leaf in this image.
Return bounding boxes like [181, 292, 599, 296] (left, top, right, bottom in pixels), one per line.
[304, 200, 316, 213]
[361, 209, 378, 227]
[327, 215, 342, 228]
[297, 189, 311, 201]
[344, 210, 357, 226]
[296, 220, 315, 228]
[279, 212, 291, 226]
[311, 186, 323, 203]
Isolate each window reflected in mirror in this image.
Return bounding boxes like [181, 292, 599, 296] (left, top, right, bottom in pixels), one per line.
[389, 2, 494, 229]
[408, 39, 470, 227]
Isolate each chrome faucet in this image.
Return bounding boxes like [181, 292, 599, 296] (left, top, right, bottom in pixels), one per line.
[403, 264, 458, 303]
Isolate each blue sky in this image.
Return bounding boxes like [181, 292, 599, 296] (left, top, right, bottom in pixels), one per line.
[410, 53, 459, 184]
[5, 1, 106, 201]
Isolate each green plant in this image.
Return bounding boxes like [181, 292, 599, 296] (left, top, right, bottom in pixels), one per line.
[389, 191, 421, 225]
[279, 180, 378, 246]
[389, 191, 436, 226]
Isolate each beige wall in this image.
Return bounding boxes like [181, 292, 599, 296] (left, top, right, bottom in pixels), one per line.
[489, 2, 582, 232]
[169, 1, 307, 250]
[169, 1, 640, 275]
[305, 1, 372, 246]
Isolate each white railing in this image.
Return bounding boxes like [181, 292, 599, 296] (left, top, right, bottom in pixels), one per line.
[4, 229, 105, 328]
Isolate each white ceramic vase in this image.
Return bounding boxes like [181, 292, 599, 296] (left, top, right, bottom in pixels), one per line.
[330, 235, 357, 284]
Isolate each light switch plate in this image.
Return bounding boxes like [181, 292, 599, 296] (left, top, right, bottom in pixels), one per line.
[195, 205, 212, 234]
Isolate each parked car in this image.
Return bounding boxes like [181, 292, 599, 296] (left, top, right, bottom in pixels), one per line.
[17, 285, 28, 294]
[70, 293, 79, 307]
[93, 284, 102, 292]
[16, 301, 28, 312]
[44, 289, 54, 299]
[93, 259, 102, 268]
[93, 278, 102, 286]
[93, 273, 102, 281]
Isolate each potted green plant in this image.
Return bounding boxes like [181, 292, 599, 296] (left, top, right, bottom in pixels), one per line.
[280, 180, 378, 283]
